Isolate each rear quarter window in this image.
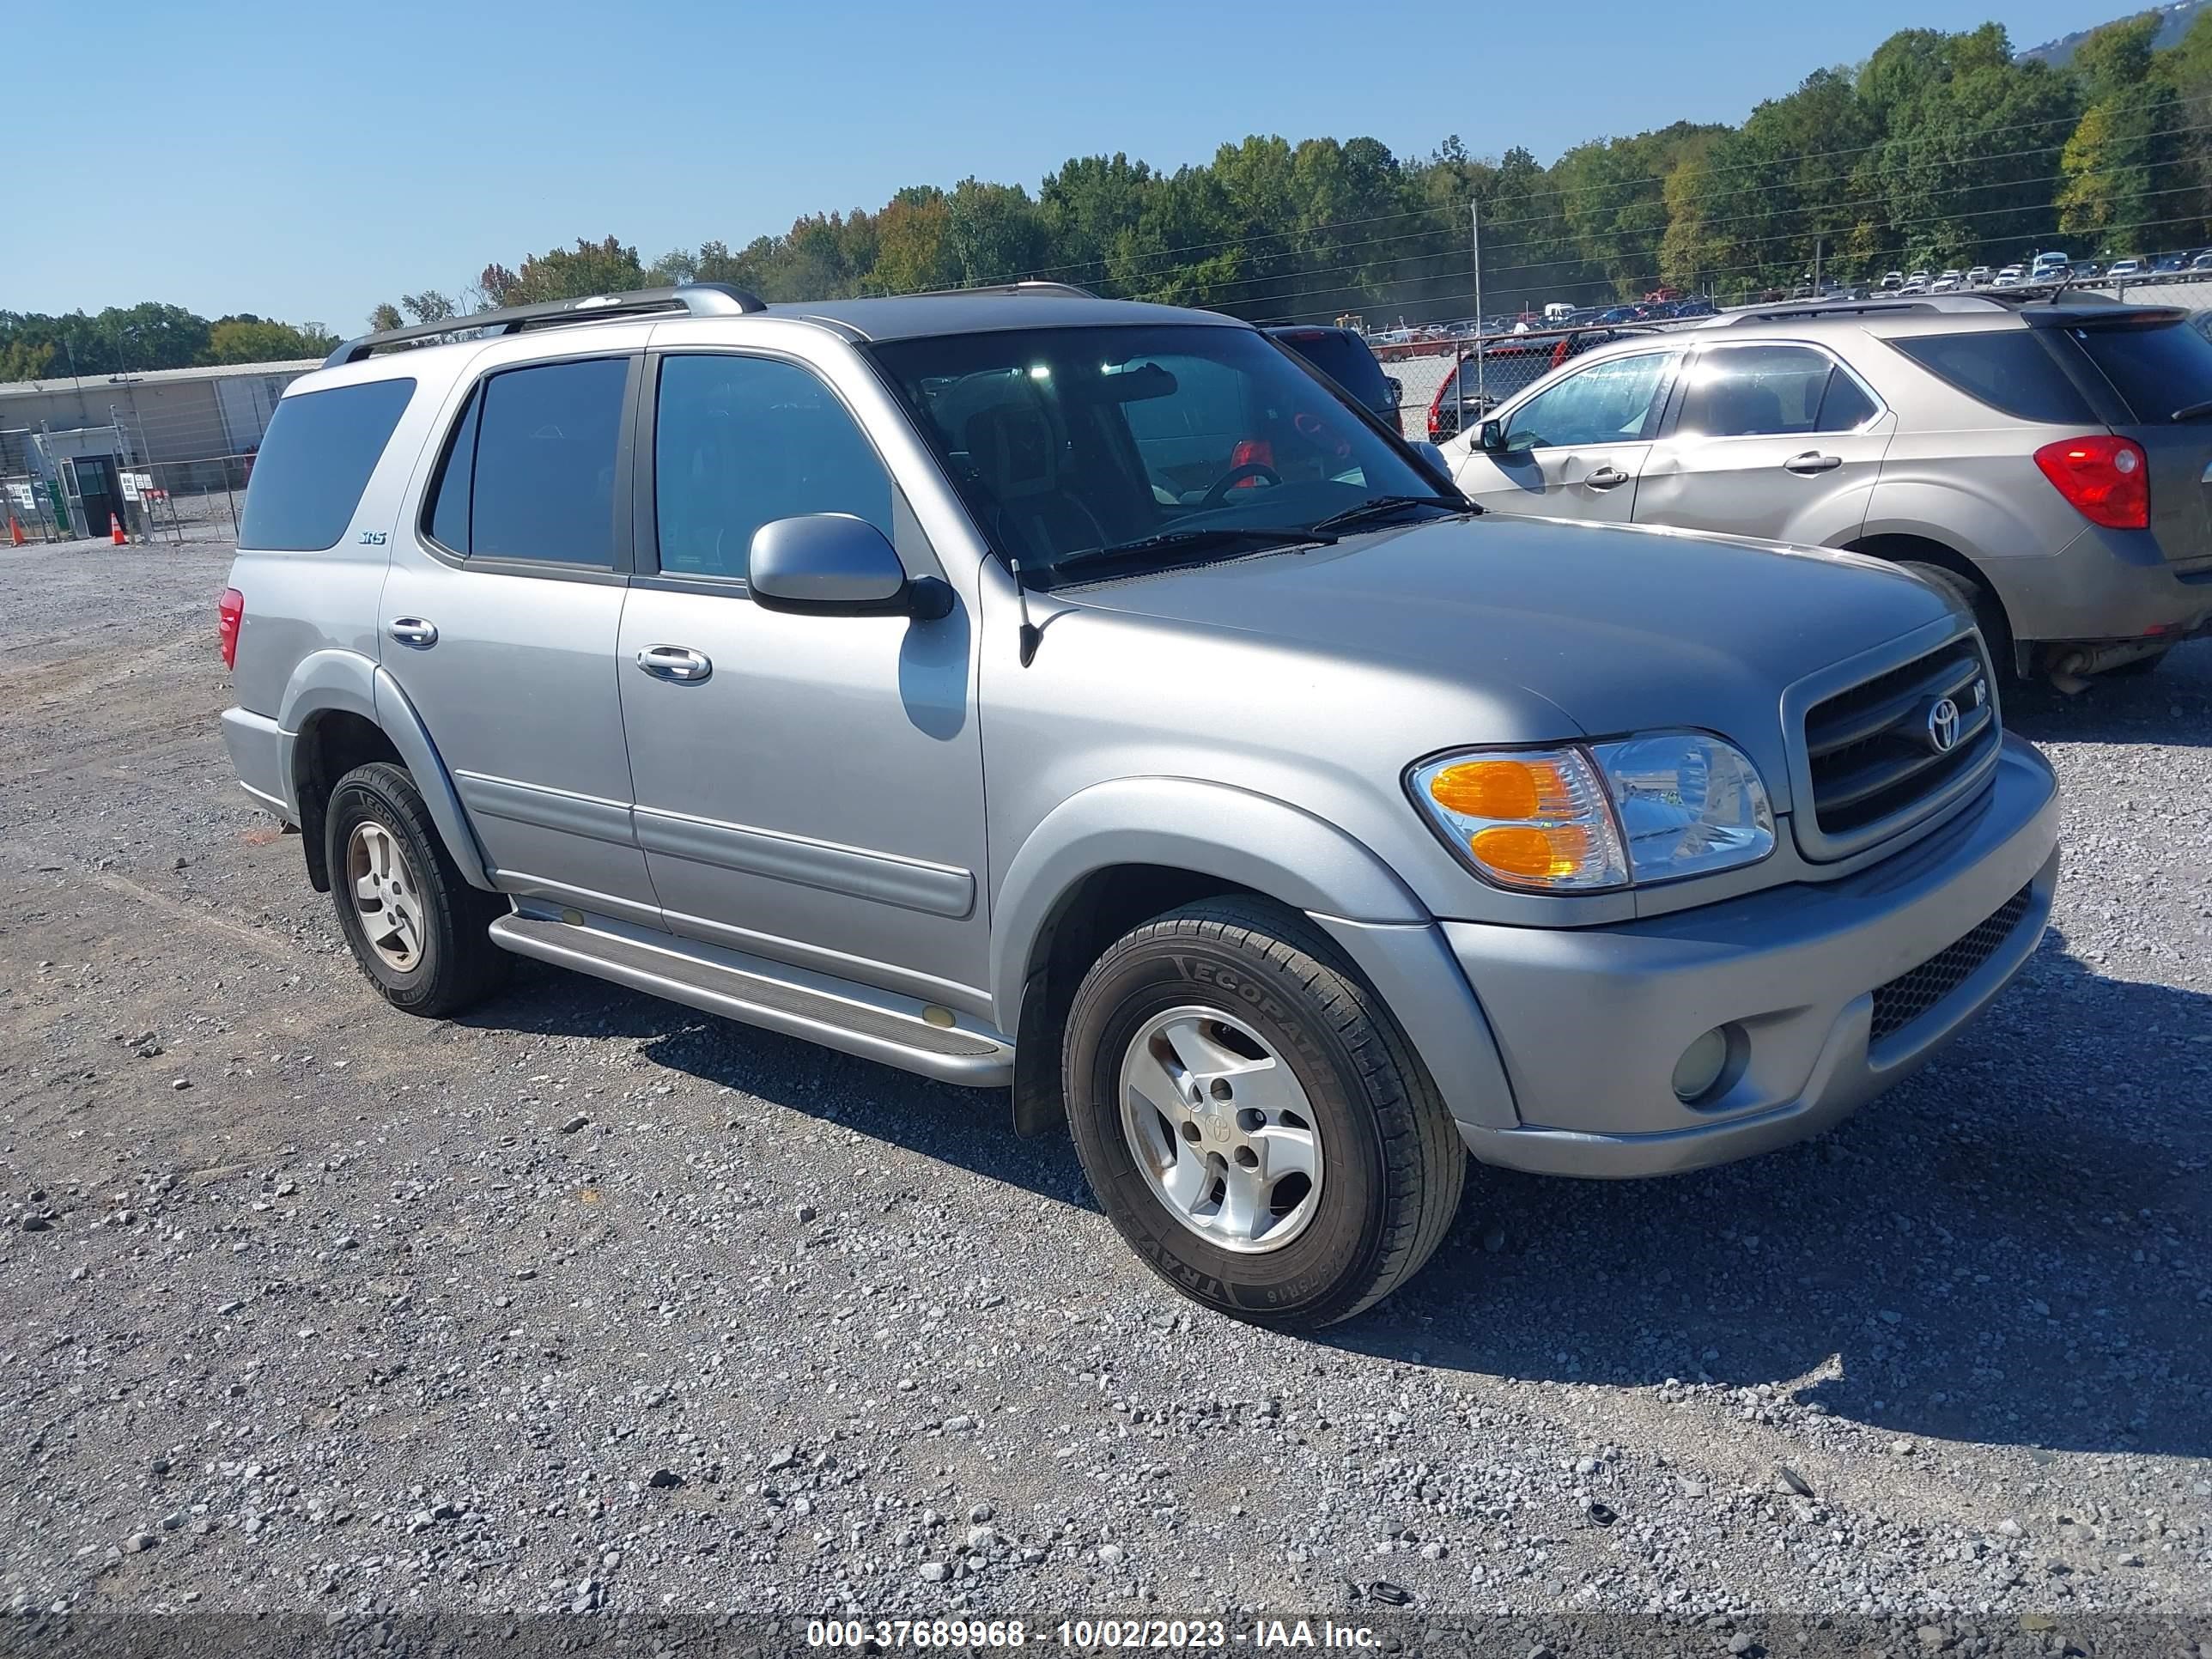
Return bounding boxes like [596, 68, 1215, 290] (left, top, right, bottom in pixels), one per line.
[2062, 319, 2212, 422]
[238, 378, 416, 551]
[1887, 331, 2092, 425]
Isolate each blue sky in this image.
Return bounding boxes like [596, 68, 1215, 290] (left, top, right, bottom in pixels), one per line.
[8, 0, 2100, 331]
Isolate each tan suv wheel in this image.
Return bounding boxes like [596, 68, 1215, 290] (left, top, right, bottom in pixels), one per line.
[325, 761, 510, 1018]
[1062, 897, 1467, 1328]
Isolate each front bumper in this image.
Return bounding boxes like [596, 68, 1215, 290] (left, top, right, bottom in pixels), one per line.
[1446, 733, 2061, 1177]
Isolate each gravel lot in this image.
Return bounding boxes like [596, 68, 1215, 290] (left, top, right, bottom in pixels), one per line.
[3, 542, 2209, 1645]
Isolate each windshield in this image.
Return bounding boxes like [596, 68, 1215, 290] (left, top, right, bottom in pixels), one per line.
[866, 325, 1443, 580]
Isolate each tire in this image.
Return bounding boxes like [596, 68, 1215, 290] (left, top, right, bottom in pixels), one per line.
[1061, 897, 1467, 1329]
[1900, 561, 2013, 675]
[325, 760, 510, 1018]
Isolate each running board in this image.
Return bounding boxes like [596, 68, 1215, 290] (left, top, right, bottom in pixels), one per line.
[488, 914, 1013, 1086]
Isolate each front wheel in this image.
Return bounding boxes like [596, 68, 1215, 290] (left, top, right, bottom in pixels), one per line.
[1061, 897, 1467, 1328]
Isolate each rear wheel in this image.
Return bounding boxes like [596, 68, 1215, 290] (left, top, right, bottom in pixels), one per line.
[1061, 897, 1467, 1328]
[1900, 561, 2012, 674]
[325, 761, 509, 1018]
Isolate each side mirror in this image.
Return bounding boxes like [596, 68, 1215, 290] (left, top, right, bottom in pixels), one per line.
[1477, 419, 1507, 453]
[748, 514, 953, 620]
[1382, 375, 1403, 409]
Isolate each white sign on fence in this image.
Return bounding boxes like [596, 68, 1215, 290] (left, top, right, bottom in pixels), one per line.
[119, 471, 154, 501]
[4, 481, 34, 512]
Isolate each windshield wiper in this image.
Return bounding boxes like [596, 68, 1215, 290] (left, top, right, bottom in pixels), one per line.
[1307, 493, 1469, 534]
[1040, 525, 1336, 583]
[2172, 398, 2212, 421]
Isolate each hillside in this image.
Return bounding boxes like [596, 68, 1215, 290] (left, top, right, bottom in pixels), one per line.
[2018, 0, 2208, 63]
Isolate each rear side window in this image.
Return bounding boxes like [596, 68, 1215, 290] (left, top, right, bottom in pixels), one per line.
[428, 357, 629, 567]
[1888, 331, 2094, 424]
[1276, 331, 1390, 407]
[238, 378, 415, 551]
[2063, 320, 2212, 422]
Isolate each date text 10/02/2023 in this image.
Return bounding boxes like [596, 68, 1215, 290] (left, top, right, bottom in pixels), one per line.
[802, 1619, 1384, 1649]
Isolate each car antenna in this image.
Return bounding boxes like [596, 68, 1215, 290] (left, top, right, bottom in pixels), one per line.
[1009, 559, 1042, 665]
[2045, 265, 2078, 305]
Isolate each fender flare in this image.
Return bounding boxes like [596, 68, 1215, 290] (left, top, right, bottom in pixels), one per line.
[988, 776, 1426, 1036]
[275, 649, 493, 890]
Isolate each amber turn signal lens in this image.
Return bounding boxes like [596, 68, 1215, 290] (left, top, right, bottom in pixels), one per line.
[1469, 823, 1594, 879]
[1427, 758, 1575, 821]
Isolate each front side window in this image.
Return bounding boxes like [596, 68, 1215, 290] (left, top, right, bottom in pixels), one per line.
[1677, 344, 1865, 437]
[239, 377, 416, 551]
[653, 355, 893, 581]
[1502, 352, 1672, 450]
[428, 356, 628, 567]
[867, 324, 1441, 580]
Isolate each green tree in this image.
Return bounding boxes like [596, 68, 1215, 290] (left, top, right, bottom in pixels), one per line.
[202, 317, 337, 362]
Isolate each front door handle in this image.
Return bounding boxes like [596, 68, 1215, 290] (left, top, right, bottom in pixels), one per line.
[1583, 465, 1631, 490]
[635, 644, 713, 684]
[386, 617, 438, 648]
[1784, 451, 1843, 474]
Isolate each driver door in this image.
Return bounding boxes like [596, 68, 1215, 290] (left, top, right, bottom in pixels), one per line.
[1451, 349, 1679, 524]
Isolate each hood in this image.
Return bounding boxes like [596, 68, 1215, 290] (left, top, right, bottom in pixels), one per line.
[1053, 513, 1958, 813]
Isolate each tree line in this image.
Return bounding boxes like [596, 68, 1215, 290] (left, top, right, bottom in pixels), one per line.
[7, 11, 2207, 386]
[0, 307, 337, 385]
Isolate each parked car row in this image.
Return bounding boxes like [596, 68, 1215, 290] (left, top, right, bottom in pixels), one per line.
[1439, 290, 2212, 687]
[218, 278, 2071, 1328]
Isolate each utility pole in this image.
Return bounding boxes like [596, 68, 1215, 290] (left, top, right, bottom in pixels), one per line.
[1471, 198, 1486, 410]
[1812, 235, 1825, 296]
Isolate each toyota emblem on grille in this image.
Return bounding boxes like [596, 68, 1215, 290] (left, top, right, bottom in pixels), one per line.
[1926, 696, 1962, 753]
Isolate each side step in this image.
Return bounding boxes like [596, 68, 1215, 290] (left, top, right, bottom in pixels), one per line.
[488, 913, 1013, 1086]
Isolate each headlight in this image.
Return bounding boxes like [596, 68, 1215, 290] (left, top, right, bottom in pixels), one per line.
[1589, 732, 1774, 882]
[1410, 732, 1773, 891]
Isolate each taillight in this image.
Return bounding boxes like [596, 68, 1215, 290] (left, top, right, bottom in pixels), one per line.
[218, 587, 244, 669]
[2033, 435, 2148, 530]
[1227, 437, 1275, 487]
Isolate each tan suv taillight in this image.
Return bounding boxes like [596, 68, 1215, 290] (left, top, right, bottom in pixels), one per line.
[2033, 434, 2148, 530]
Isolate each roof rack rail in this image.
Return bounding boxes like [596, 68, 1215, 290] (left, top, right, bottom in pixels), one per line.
[894, 280, 1099, 300]
[322, 283, 769, 368]
[1720, 297, 1997, 325]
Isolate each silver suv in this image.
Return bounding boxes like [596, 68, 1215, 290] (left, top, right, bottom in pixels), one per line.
[1446, 294, 2212, 684]
[216, 283, 2061, 1328]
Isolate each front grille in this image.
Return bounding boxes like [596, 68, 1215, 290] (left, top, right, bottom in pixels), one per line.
[1802, 634, 1996, 846]
[1868, 884, 2033, 1044]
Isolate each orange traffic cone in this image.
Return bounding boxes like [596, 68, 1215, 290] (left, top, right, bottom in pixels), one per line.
[110, 512, 126, 546]
[6, 514, 22, 547]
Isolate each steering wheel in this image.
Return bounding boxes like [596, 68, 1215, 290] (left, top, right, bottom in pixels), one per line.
[1197, 461, 1282, 507]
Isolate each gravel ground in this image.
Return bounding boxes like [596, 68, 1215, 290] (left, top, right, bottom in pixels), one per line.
[2, 542, 2209, 1642]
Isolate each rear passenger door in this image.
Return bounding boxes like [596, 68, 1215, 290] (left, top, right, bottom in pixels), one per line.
[1633, 342, 1893, 544]
[378, 347, 663, 927]
[615, 349, 990, 1006]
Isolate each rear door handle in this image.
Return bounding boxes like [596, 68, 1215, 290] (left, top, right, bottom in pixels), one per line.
[386, 617, 438, 648]
[635, 645, 713, 684]
[1784, 451, 1842, 474]
[1583, 465, 1631, 490]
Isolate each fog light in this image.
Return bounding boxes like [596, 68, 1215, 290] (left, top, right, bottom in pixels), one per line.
[1672, 1027, 1731, 1103]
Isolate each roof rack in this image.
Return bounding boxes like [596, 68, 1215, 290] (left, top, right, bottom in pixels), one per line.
[1718, 295, 2002, 325]
[323, 283, 769, 368]
[892, 280, 1098, 300]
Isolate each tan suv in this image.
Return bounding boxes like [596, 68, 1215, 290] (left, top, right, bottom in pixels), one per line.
[1443, 294, 2212, 684]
